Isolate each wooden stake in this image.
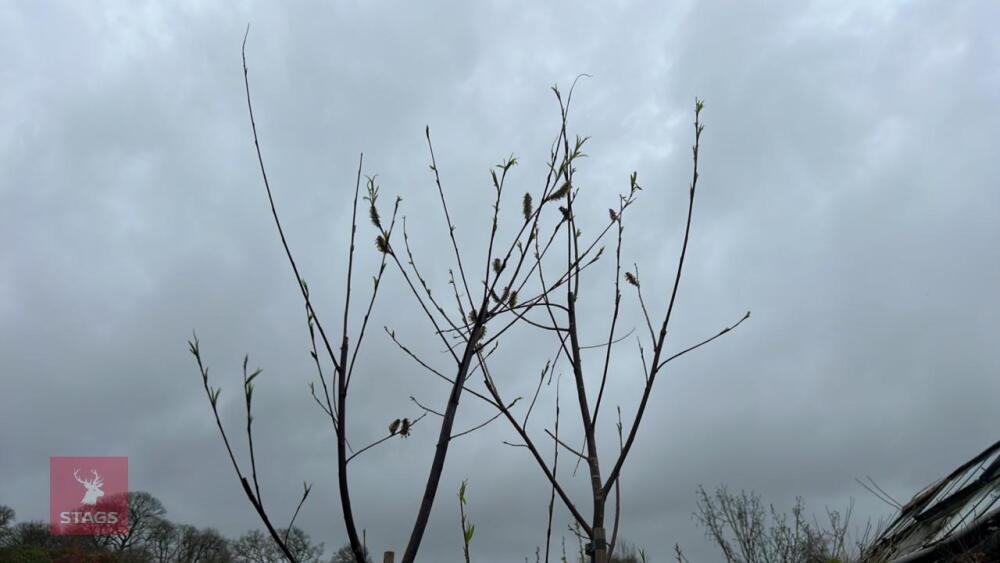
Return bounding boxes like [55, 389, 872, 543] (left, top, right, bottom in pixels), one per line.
[593, 527, 608, 563]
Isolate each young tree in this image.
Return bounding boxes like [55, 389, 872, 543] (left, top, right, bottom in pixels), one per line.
[192, 32, 746, 563]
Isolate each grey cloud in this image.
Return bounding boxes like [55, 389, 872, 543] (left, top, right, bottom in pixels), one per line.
[2, 1, 999, 562]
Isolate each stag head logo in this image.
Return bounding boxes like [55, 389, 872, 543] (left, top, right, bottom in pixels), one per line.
[51, 456, 129, 536]
[73, 468, 105, 505]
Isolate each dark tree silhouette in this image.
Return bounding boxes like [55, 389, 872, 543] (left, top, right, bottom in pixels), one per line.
[191, 31, 746, 563]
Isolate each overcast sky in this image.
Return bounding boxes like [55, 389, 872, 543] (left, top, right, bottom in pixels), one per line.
[2, 1, 999, 561]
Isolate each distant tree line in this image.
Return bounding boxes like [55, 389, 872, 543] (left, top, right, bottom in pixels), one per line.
[2, 485, 891, 562]
[0, 492, 364, 563]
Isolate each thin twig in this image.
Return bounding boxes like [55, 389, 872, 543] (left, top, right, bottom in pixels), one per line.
[452, 400, 519, 440]
[346, 412, 430, 464]
[283, 482, 312, 545]
[242, 27, 340, 377]
[425, 126, 475, 312]
[544, 429, 587, 461]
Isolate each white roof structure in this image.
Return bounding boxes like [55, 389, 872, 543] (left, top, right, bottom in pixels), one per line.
[863, 439, 1000, 562]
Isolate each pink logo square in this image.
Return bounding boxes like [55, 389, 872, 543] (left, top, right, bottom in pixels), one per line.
[50, 456, 129, 536]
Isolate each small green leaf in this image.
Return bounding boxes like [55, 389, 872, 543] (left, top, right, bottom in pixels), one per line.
[246, 368, 262, 386]
[630, 171, 642, 191]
